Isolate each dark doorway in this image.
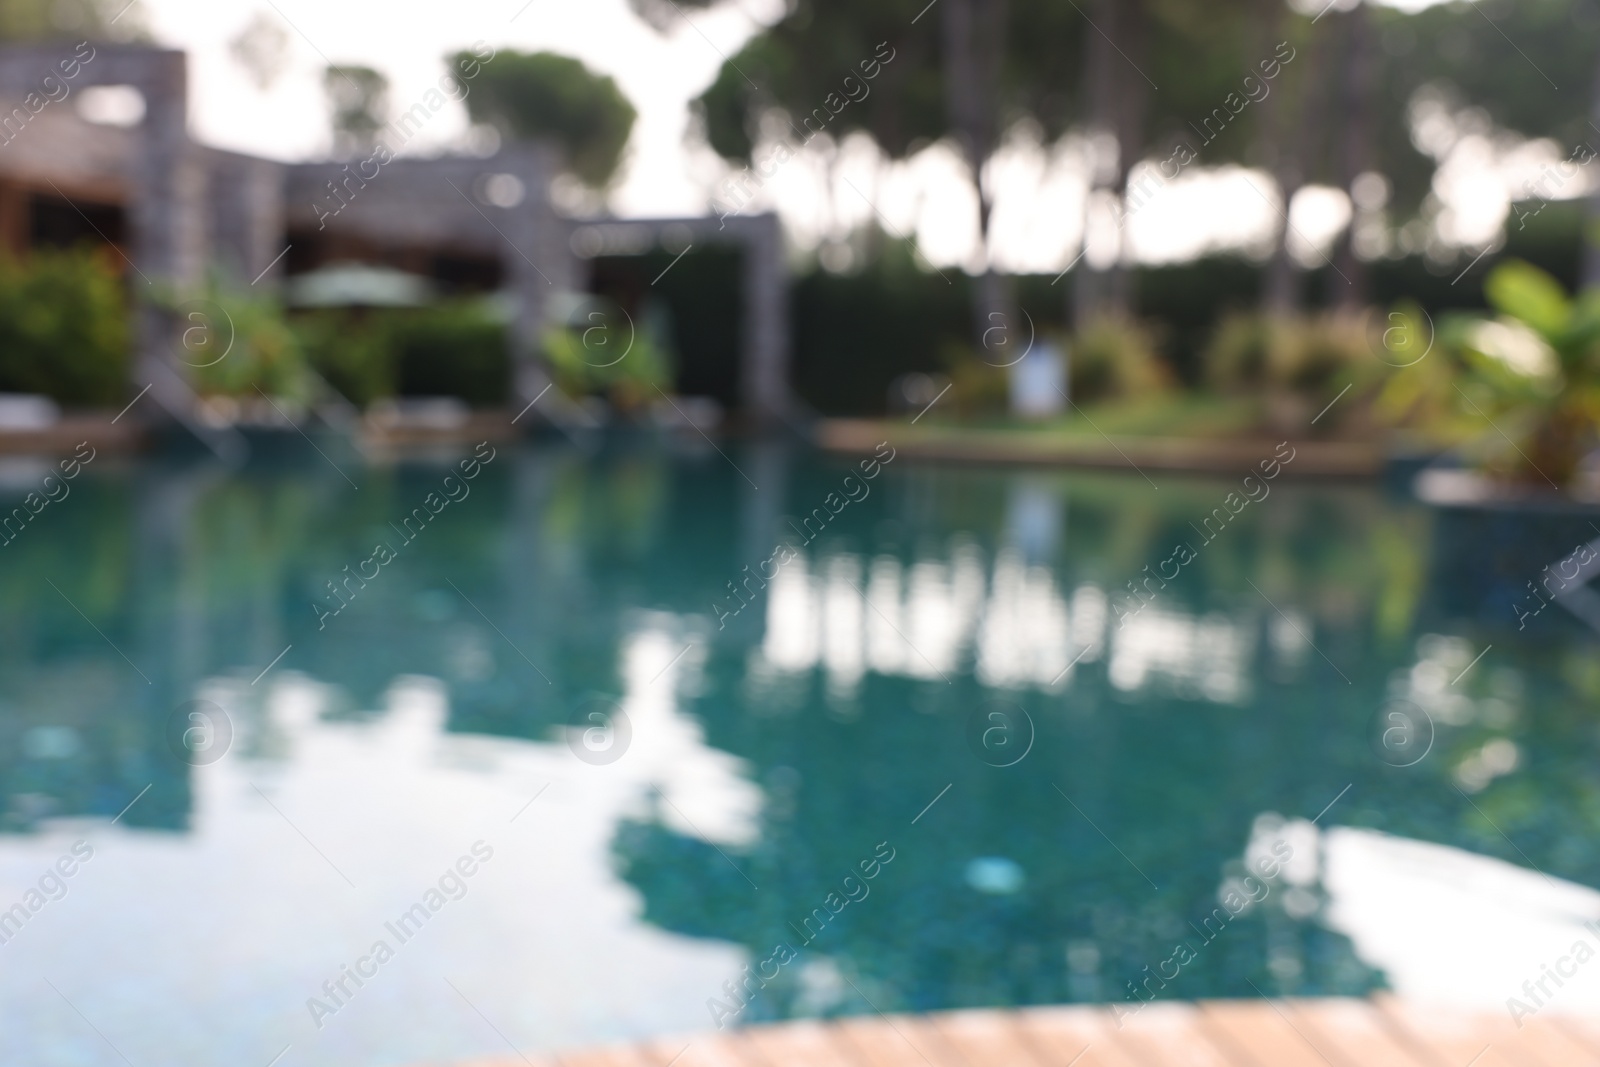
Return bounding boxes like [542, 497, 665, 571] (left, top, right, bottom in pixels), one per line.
[588, 246, 744, 411]
[29, 193, 125, 252]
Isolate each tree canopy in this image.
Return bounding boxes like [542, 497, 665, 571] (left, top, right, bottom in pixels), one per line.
[691, 0, 1153, 168]
[624, 0, 719, 33]
[454, 49, 638, 188]
[692, 0, 947, 165]
[0, 0, 119, 41]
[685, 0, 1599, 223]
[323, 65, 390, 158]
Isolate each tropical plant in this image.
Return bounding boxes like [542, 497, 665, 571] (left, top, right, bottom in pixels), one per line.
[1412, 261, 1600, 487]
[175, 283, 312, 402]
[1367, 302, 1475, 446]
[543, 305, 672, 413]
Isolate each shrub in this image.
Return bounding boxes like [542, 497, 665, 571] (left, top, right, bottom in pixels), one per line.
[942, 340, 1009, 419]
[1069, 315, 1169, 403]
[0, 248, 129, 406]
[1270, 313, 1369, 394]
[1204, 312, 1368, 396]
[1202, 311, 1372, 433]
[941, 318, 1167, 419]
[1203, 313, 1273, 393]
[179, 284, 313, 402]
[293, 309, 393, 406]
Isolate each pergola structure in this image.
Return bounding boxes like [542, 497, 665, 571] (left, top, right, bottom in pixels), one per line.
[0, 43, 797, 436]
[565, 213, 795, 427]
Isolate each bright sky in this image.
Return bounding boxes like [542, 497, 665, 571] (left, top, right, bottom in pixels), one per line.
[134, 0, 761, 214]
[125, 0, 1535, 271]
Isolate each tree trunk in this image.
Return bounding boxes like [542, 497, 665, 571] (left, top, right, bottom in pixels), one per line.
[863, 152, 886, 261]
[820, 137, 840, 247]
[1262, 1, 1307, 316]
[1333, 1, 1374, 311]
[1074, 0, 1146, 327]
[942, 0, 1015, 358]
[1584, 48, 1600, 289]
[1108, 0, 1149, 317]
[1073, 0, 1116, 328]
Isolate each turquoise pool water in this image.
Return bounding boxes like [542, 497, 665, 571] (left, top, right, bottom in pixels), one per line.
[1, 439, 1598, 1066]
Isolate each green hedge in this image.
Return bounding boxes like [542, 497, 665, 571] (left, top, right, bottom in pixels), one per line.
[787, 208, 1585, 415]
[792, 242, 971, 416]
[391, 304, 510, 406]
[294, 302, 511, 407]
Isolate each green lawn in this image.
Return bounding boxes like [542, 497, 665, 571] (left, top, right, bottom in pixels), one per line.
[917, 393, 1268, 439]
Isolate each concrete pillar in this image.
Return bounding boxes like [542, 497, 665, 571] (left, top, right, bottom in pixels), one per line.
[243, 158, 286, 286]
[127, 54, 245, 458]
[503, 143, 574, 411]
[128, 51, 203, 288]
[740, 212, 793, 427]
[129, 55, 200, 422]
[206, 152, 286, 286]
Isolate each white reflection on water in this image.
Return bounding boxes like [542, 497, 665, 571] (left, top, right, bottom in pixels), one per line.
[1108, 608, 1253, 704]
[0, 619, 756, 1067]
[757, 548, 1260, 702]
[1236, 814, 1600, 1017]
[1323, 826, 1600, 1014]
[976, 551, 1076, 690]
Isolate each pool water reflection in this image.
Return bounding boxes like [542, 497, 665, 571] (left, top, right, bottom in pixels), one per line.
[0, 440, 1597, 1066]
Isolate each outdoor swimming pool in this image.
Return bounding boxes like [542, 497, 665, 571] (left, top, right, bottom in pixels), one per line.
[1, 439, 1597, 1067]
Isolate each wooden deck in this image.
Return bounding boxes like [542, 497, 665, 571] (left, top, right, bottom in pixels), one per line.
[444, 998, 1600, 1067]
